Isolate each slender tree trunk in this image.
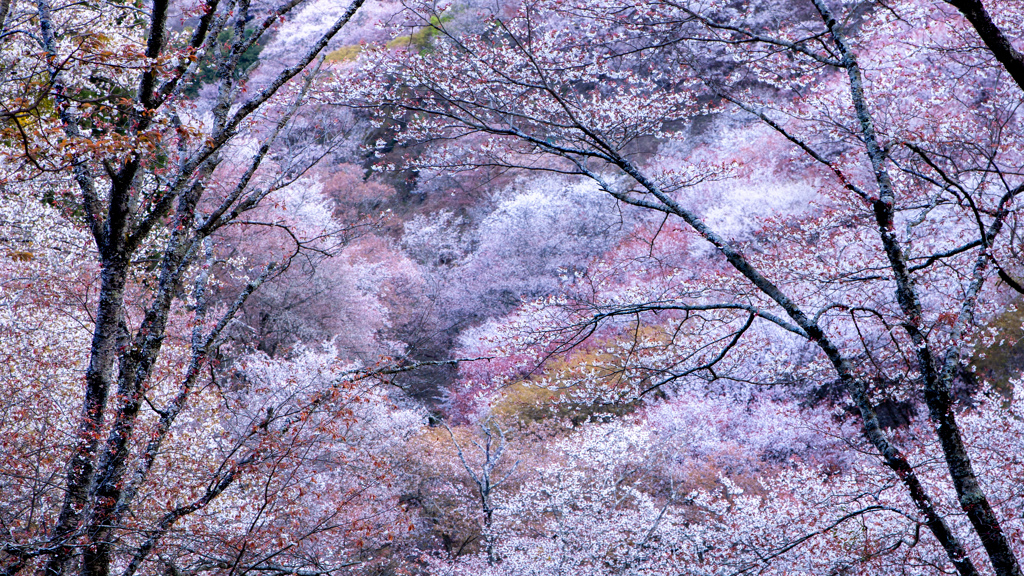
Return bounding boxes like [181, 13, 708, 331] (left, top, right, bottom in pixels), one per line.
[946, 0, 1024, 93]
[608, 148, 985, 576]
[0, 0, 13, 35]
[44, 256, 129, 576]
[811, 1, 1022, 574]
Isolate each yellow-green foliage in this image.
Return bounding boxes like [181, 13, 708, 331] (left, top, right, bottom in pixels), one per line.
[326, 45, 363, 62]
[491, 344, 645, 427]
[386, 15, 451, 52]
[492, 382, 643, 428]
[0, 74, 56, 132]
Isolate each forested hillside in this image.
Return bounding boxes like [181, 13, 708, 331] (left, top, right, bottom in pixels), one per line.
[3, 0, 1024, 575]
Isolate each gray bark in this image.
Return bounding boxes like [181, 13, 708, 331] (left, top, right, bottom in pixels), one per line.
[10, 0, 369, 575]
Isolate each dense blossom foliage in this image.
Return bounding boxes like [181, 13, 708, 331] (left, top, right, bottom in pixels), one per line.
[4, 0, 1024, 575]
[338, 0, 1024, 574]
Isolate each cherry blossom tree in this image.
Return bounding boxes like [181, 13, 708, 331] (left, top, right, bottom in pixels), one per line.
[426, 382, 1024, 576]
[0, 0, 425, 573]
[342, 0, 1024, 574]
